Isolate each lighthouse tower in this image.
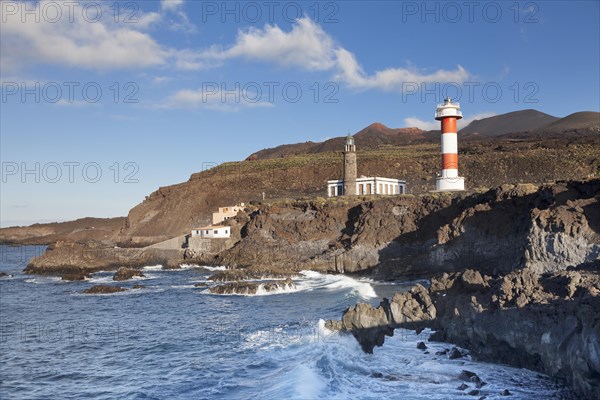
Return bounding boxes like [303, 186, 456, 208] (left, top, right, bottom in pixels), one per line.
[343, 134, 357, 196]
[435, 98, 465, 191]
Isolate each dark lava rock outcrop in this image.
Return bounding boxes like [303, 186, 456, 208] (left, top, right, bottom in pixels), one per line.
[82, 285, 127, 294]
[208, 278, 295, 295]
[327, 268, 600, 400]
[112, 267, 145, 281]
[21, 180, 600, 280]
[24, 241, 184, 275]
[61, 272, 90, 281]
[217, 180, 600, 278]
[208, 267, 296, 282]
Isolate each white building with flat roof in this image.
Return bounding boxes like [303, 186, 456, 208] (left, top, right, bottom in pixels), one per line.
[327, 134, 407, 197]
[191, 225, 231, 239]
[327, 176, 406, 197]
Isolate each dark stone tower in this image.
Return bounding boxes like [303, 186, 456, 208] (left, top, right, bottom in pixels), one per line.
[343, 134, 357, 196]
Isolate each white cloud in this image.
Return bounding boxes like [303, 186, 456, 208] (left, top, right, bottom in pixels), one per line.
[152, 76, 172, 84]
[171, 49, 219, 71]
[205, 18, 337, 71]
[403, 117, 438, 131]
[404, 112, 497, 131]
[1, 1, 196, 72]
[335, 47, 470, 91]
[167, 11, 196, 32]
[202, 17, 471, 90]
[137, 12, 162, 29]
[1, 1, 168, 71]
[160, 86, 274, 111]
[161, 0, 185, 11]
[3, 7, 473, 95]
[55, 99, 93, 107]
[158, 0, 195, 32]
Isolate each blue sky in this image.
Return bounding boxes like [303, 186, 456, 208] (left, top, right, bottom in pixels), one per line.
[1, 0, 599, 226]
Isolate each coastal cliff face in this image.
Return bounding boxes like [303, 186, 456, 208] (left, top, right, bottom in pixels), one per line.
[13, 179, 600, 399]
[113, 134, 600, 246]
[326, 268, 600, 400]
[24, 241, 185, 275]
[216, 179, 600, 278]
[0, 217, 125, 245]
[1, 133, 598, 247]
[23, 179, 600, 279]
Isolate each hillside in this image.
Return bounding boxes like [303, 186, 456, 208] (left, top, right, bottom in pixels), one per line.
[248, 109, 597, 161]
[247, 123, 426, 160]
[459, 109, 559, 136]
[0, 217, 126, 245]
[110, 133, 599, 246]
[1, 110, 599, 247]
[536, 111, 600, 133]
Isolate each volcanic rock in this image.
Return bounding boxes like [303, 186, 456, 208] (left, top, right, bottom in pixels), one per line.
[330, 268, 600, 399]
[83, 285, 127, 294]
[62, 272, 90, 281]
[448, 347, 465, 359]
[208, 278, 295, 295]
[113, 267, 145, 281]
[208, 268, 295, 282]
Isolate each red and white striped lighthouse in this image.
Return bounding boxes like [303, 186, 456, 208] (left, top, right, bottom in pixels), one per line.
[435, 97, 465, 191]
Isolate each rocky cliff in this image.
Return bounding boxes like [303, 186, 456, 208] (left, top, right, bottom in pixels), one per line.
[115, 133, 598, 246]
[23, 179, 600, 280]
[214, 179, 600, 279]
[0, 217, 125, 245]
[326, 267, 600, 400]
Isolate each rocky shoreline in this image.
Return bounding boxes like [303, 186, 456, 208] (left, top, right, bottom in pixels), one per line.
[21, 180, 600, 281]
[9, 179, 600, 398]
[23, 241, 185, 276]
[326, 267, 600, 400]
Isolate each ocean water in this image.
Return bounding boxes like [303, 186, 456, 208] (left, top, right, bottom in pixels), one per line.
[0, 245, 575, 399]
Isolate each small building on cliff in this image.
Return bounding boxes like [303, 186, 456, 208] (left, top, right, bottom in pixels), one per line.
[327, 134, 406, 197]
[212, 203, 245, 225]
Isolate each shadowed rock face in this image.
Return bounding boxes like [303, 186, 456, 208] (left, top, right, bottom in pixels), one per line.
[217, 179, 600, 278]
[24, 241, 185, 275]
[21, 179, 600, 280]
[207, 268, 296, 282]
[208, 278, 295, 295]
[61, 272, 90, 281]
[327, 268, 600, 400]
[112, 267, 145, 281]
[82, 285, 127, 294]
[0, 217, 126, 245]
[333, 284, 436, 353]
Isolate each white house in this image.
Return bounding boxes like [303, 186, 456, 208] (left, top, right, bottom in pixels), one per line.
[327, 176, 406, 197]
[191, 225, 231, 239]
[212, 203, 245, 225]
